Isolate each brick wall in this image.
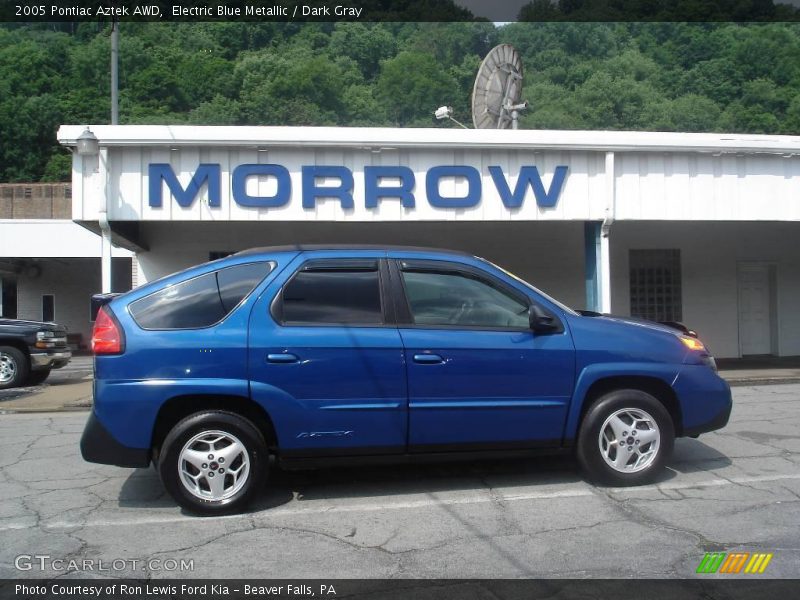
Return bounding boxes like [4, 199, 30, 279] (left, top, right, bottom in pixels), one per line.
[0, 183, 71, 219]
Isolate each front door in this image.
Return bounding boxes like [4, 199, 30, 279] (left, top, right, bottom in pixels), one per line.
[738, 264, 773, 356]
[391, 258, 575, 451]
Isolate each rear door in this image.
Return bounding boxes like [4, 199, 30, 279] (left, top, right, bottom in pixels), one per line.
[248, 252, 407, 457]
[389, 257, 575, 451]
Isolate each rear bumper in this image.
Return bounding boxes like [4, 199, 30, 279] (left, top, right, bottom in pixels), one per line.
[30, 350, 71, 371]
[80, 411, 150, 468]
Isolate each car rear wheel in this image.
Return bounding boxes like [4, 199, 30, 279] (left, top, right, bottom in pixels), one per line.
[577, 389, 674, 486]
[158, 411, 267, 514]
[0, 346, 28, 390]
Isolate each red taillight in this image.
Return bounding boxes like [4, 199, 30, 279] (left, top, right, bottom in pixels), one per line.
[92, 307, 124, 355]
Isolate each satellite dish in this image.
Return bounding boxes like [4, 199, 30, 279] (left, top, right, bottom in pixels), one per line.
[471, 44, 528, 130]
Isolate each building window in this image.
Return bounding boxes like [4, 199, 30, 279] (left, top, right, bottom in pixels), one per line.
[42, 294, 55, 322]
[629, 249, 682, 322]
[1, 278, 17, 318]
[23, 187, 32, 199]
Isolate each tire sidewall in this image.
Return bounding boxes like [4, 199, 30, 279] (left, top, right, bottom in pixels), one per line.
[577, 389, 675, 486]
[0, 346, 29, 390]
[159, 411, 267, 514]
[26, 369, 51, 386]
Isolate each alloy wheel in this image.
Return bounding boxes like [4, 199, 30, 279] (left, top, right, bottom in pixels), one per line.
[598, 408, 661, 473]
[0, 352, 17, 384]
[178, 430, 250, 501]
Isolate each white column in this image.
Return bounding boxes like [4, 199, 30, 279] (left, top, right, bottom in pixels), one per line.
[100, 225, 112, 293]
[600, 151, 615, 313]
[99, 147, 112, 293]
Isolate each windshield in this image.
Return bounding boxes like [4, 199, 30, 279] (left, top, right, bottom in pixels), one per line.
[478, 257, 579, 316]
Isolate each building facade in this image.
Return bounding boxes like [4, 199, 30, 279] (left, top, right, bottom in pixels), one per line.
[57, 125, 800, 358]
[0, 182, 132, 348]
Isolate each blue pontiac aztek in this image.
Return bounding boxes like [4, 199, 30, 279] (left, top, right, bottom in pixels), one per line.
[81, 246, 732, 514]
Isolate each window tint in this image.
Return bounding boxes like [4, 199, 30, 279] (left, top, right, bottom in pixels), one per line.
[280, 267, 383, 325]
[130, 262, 272, 329]
[401, 270, 529, 328]
[217, 262, 272, 313]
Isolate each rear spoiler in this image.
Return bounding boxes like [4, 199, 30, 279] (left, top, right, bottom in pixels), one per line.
[90, 293, 122, 322]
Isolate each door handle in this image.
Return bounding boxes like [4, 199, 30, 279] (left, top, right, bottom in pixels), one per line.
[413, 353, 444, 364]
[267, 353, 299, 364]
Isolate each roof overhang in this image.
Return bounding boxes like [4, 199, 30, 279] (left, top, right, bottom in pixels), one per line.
[57, 125, 800, 156]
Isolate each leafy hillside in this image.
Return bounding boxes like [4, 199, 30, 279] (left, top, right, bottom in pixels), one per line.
[1, 21, 799, 182]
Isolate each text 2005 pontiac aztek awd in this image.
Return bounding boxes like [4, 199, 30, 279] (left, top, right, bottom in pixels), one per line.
[81, 246, 731, 514]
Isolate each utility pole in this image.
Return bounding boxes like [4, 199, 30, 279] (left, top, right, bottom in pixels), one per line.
[111, 19, 119, 125]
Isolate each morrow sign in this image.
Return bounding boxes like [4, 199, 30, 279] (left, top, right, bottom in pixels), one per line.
[148, 164, 569, 210]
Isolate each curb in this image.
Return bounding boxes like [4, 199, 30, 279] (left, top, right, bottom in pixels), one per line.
[724, 378, 800, 387]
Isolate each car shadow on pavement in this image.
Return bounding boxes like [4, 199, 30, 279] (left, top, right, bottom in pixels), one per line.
[117, 467, 296, 512]
[667, 437, 733, 474]
[115, 438, 732, 512]
[264, 454, 586, 504]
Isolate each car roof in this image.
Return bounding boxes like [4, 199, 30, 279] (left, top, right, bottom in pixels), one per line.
[235, 244, 474, 258]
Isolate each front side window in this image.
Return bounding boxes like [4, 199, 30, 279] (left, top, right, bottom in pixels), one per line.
[401, 268, 529, 328]
[278, 263, 383, 325]
[130, 261, 273, 329]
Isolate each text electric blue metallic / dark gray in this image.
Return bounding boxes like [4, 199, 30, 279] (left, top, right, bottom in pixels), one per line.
[81, 246, 732, 514]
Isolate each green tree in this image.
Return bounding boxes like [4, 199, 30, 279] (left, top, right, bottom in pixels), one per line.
[376, 51, 458, 126]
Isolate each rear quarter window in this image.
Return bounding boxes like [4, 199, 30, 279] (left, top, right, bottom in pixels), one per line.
[130, 262, 273, 330]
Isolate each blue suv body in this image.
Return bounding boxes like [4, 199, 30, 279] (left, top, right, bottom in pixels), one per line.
[81, 246, 731, 513]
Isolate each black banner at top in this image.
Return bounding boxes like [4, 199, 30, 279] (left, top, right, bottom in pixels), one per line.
[2, 0, 800, 22]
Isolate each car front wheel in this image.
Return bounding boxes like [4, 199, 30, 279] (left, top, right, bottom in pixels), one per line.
[158, 411, 267, 514]
[577, 389, 674, 486]
[0, 346, 28, 390]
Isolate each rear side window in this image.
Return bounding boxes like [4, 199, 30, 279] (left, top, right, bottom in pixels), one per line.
[130, 262, 273, 330]
[278, 262, 383, 325]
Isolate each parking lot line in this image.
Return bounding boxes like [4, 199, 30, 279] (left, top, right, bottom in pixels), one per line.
[2, 471, 798, 532]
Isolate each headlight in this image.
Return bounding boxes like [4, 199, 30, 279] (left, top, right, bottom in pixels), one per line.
[679, 335, 717, 371]
[679, 336, 706, 352]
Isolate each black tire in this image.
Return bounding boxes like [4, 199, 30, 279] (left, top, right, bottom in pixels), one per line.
[577, 389, 675, 486]
[26, 369, 51, 386]
[158, 411, 267, 515]
[0, 346, 29, 390]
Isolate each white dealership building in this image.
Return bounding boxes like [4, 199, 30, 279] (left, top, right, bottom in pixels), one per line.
[54, 125, 800, 359]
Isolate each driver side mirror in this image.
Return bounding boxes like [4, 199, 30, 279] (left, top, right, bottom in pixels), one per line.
[529, 304, 561, 333]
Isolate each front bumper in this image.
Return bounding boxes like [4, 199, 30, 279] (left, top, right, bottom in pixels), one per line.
[30, 350, 71, 371]
[683, 395, 732, 437]
[80, 411, 150, 468]
[674, 365, 733, 437]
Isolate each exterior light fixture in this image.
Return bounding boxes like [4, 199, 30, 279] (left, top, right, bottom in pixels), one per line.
[76, 128, 99, 156]
[433, 106, 469, 129]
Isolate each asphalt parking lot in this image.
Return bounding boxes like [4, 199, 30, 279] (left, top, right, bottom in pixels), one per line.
[0, 356, 93, 406]
[1, 383, 799, 580]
